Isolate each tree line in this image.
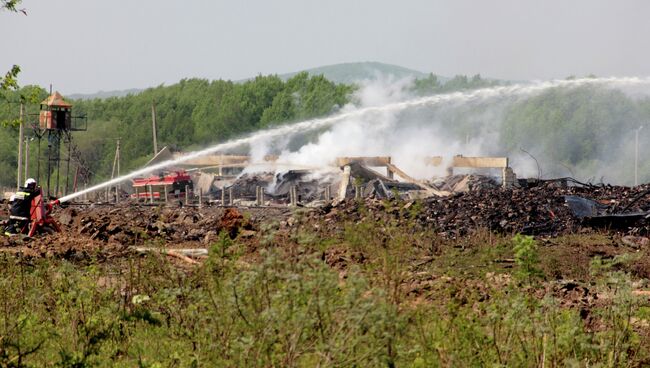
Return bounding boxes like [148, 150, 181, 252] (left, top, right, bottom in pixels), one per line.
[0, 73, 354, 189]
[1, 73, 647, 189]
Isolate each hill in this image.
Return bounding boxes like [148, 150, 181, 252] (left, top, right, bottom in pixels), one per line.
[67, 88, 144, 100]
[67, 62, 446, 99]
[278, 61, 442, 84]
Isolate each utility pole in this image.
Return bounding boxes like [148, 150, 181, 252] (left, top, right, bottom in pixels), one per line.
[16, 102, 24, 190]
[151, 102, 158, 156]
[109, 138, 120, 202]
[36, 136, 40, 185]
[635, 126, 643, 186]
[116, 138, 120, 202]
[64, 135, 72, 196]
[24, 137, 29, 181]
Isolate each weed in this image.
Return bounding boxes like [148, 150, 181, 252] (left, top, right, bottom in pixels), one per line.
[0, 227, 648, 366]
[512, 234, 544, 284]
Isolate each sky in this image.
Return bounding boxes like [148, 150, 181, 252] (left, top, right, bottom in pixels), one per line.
[2, 0, 650, 94]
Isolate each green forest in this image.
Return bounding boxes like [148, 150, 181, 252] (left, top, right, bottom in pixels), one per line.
[0, 73, 353, 190]
[501, 85, 650, 180]
[0, 73, 649, 191]
[0, 73, 495, 190]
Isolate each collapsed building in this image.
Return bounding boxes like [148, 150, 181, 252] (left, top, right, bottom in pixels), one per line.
[91, 148, 649, 235]
[129, 147, 518, 206]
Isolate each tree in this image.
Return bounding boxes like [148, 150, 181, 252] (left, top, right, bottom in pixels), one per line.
[500, 86, 641, 167]
[1, 0, 25, 13]
[0, 65, 20, 92]
[411, 73, 440, 96]
[1, 0, 26, 100]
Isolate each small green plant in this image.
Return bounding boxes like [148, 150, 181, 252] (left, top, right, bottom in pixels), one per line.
[212, 230, 233, 258]
[589, 256, 642, 365]
[512, 234, 543, 284]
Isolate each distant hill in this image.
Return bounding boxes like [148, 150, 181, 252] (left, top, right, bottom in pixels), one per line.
[278, 61, 446, 84]
[68, 62, 448, 99]
[68, 88, 144, 100]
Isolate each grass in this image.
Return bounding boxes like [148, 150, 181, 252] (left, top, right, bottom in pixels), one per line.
[1, 213, 650, 367]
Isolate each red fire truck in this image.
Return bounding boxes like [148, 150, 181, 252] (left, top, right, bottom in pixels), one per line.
[131, 171, 193, 201]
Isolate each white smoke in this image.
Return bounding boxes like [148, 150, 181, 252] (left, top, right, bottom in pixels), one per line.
[244, 75, 650, 184]
[247, 76, 521, 180]
[59, 76, 650, 203]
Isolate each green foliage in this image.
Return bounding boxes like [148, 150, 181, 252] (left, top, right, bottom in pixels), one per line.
[2, 219, 650, 366]
[512, 234, 544, 283]
[1, 0, 23, 12]
[411, 73, 499, 96]
[3, 72, 650, 188]
[500, 85, 648, 180]
[1, 243, 648, 365]
[0, 87, 48, 187]
[0, 74, 353, 187]
[589, 256, 643, 365]
[68, 74, 353, 181]
[0, 65, 20, 95]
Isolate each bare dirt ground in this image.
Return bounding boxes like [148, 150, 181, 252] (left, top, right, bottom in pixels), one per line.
[0, 203, 291, 258]
[1, 181, 649, 319]
[1, 181, 648, 266]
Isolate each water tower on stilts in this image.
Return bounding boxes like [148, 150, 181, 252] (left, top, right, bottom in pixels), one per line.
[33, 91, 87, 198]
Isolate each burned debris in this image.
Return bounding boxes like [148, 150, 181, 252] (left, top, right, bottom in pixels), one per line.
[4, 152, 649, 243]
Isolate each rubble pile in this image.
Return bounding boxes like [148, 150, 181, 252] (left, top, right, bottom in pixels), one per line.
[566, 183, 650, 213]
[1, 175, 649, 253]
[223, 173, 273, 199]
[428, 174, 500, 193]
[222, 171, 332, 203]
[419, 184, 577, 237]
[360, 179, 420, 198]
[212, 167, 504, 203]
[333, 181, 650, 237]
[56, 204, 268, 246]
[0, 203, 294, 259]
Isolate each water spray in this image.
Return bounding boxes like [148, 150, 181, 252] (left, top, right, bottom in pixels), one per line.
[56, 76, 650, 204]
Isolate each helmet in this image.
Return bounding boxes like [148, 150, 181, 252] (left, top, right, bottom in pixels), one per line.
[24, 178, 36, 187]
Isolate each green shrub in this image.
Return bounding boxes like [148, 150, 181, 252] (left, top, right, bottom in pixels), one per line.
[512, 234, 544, 284]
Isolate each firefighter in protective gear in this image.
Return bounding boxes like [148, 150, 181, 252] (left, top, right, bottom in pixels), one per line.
[4, 178, 39, 236]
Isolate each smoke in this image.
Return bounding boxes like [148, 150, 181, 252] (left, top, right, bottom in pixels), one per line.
[245, 75, 650, 185]
[244, 76, 527, 180]
[59, 76, 650, 203]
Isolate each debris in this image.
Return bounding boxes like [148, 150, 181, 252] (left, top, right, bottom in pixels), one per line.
[239, 229, 256, 238]
[134, 247, 201, 265]
[332, 181, 650, 237]
[134, 247, 208, 257]
[621, 236, 650, 248]
[584, 212, 650, 229]
[219, 207, 245, 238]
[565, 195, 609, 218]
[57, 208, 76, 226]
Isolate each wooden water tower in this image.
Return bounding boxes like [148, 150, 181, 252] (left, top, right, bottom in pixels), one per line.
[33, 91, 87, 198]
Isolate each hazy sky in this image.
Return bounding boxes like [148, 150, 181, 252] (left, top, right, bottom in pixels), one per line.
[2, 0, 649, 94]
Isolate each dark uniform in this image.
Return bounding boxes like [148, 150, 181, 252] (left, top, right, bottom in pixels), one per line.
[4, 186, 38, 235]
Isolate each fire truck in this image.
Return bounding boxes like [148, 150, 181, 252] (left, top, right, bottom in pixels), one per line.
[131, 170, 193, 201]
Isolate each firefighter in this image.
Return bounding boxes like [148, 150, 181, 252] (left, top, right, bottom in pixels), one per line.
[4, 178, 38, 236]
